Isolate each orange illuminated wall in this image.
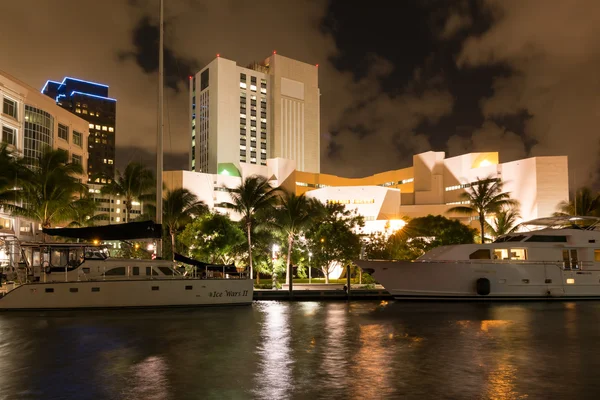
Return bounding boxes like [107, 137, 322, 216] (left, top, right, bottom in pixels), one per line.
[294, 167, 415, 196]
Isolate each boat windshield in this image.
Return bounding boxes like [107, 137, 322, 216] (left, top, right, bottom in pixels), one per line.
[516, 216, 600, 232]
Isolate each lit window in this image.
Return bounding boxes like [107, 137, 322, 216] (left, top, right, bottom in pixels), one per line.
[260, 88, 267, 94]
[108, 127, 114, 132]
[102, 126, 107, 131]
[97, 112, 100, 117]
[566, 278, 575, 284]
[89, 123, 94, 128]
[116, 200, 120, 205]
[240, 114, 246, 119]
[75, 108, 81, 113]
[108, 159, 114, 164]
[103, 159, 107, 163]
[116, 208, 120, 213]
[250, 85, 257, 92]
[95, 125, 101, 130]
[116, 217, 120, 222]
[76, 102, 81, 107]
[89, 112, 95, 116]
[82, 109, 88, 114]
[240, 82, 247, 89]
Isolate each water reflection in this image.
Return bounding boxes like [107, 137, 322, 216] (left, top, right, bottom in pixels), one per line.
[0, 302, 598, 399]
[124, 356, 170, 400]
[254, 302, 292, 400]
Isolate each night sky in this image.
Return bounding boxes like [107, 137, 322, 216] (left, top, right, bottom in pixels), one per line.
[1, 0, 599, 187]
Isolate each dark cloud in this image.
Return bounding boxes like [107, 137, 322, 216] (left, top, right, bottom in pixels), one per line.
[1, 0, 598, 186]
[117, 146, 187, 173]
[118, 16, 198, 92]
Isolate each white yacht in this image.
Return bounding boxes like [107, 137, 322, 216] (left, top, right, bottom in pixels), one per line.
[0, 223, 253, 310]
[356, 216, 600, 300]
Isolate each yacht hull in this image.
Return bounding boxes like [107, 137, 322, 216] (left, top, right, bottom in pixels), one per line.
[0, 279, 253, 310]
[356, 260, 600, 300]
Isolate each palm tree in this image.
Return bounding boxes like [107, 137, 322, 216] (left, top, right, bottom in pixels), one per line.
[486, 206, 521, 239]
[0, 144, 29, 208]
[554, 187, 600, 217]
[12, 148, 85, 236]
[101, 162, 154, 223]
[163, 188, 207, 258]
[68, 193, 107, 227]
[268, 191, 316, 287]
[226, 175, 279, 282]
[448, 176, 518, 243]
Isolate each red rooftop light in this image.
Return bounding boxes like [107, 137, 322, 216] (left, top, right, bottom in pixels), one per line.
[217, 53, 220, 57]
[273, 50, 277, 54]
[316, 64, 319, 67]
[188, 75, 193, 79]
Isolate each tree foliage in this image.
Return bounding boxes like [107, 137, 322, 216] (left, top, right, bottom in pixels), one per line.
[12, 148, 86, 232]
[162, 188, 207, 259]
[305, 203, 364, 283]
[226, 175, 280, 282]
[448, 176, 518, 243]
[101, 162, 154, 223]
[366, 215, 477, 261]
[178, 212, 246, 264]
[554, 187, 600, 217]
[486, 206, 521, 238]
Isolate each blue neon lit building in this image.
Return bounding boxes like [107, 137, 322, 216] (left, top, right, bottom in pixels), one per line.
[42, 77, 116, 183]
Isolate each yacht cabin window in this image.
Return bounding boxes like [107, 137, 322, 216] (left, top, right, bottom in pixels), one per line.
[105, 267, 126, 276]
[494, 248, 527, 260]
[146, 267, 159, 276]
[594, 250, 600, 262]
[158, 266, 175, 275]
[469, 249, 491, 260]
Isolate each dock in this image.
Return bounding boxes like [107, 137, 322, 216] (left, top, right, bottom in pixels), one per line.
[253, 288, 393, 301]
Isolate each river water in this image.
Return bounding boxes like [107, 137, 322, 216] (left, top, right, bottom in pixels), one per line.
[0, 301, 599, 400]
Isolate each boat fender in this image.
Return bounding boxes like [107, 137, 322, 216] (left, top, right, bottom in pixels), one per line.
[42, 262, 51, 274]
[476, 278, 490, 296]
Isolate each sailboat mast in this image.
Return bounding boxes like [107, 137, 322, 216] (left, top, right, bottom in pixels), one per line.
[156, 0, 164, 257]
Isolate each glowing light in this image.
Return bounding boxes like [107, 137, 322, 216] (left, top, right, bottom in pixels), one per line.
[93, 239, 99, 245]
[221, 169, 230, 176]
[388, 219, 406, 232]
[61, 76, 108, 88]
[316, 64, 319, 67]
[567, 278, 575, 284]
[41, 80, 60, 94]
[273, 50, 277, 54]
[134, 244, 140, 250]
[70, 91, 117, 102]
[147, 244, 155, 251]
[216, 53, 220, 57]
[189, 75, 193, 79]
[479, 159, 492, 168]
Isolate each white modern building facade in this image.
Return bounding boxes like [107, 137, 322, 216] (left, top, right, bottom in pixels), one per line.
[166, 151, 570, 234]
[0, 70, 89, 238]
[189, 53, 320, 175]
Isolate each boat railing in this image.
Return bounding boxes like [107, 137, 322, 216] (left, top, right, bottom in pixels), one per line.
[413, 259, 600, 270]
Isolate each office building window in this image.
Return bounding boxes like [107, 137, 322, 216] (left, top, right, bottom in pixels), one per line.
[73, 131, 83, 147]
[261, 79, 267, 88]
[58, 124, 69, 141]
[3, 98, 17, 119]
[261, 123, 266, 129]
[1, 126, 15, 145]
[240, 138, 246, 146]
[251, 120, 256, 127]
[240, 149, 246, 156]
[261, 142, 266, 149]
[240, 73, 246, 82]
[261, 153, 267, 160]
[89, 123, 94, 129]
[108, 127, 114, 132]
[72, 154, 82, 165]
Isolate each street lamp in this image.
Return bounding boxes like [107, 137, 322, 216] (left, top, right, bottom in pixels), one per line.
[308, 252, 312, 284]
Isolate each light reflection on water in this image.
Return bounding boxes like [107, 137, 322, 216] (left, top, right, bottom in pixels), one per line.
[1, 301, 600, 399]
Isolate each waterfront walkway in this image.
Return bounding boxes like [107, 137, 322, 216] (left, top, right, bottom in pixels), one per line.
[253, 286, 392, 301]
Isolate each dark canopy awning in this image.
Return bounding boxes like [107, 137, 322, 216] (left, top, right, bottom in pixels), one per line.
[174, 253, 240, 274]
[43, 221, 162, 241]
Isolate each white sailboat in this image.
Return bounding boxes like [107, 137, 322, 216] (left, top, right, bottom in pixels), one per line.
[0, 0, 253, 309]
[356, 216, 600, 300]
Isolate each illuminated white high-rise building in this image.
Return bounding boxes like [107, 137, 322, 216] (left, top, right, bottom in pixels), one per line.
[189, 53, 320, 174]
